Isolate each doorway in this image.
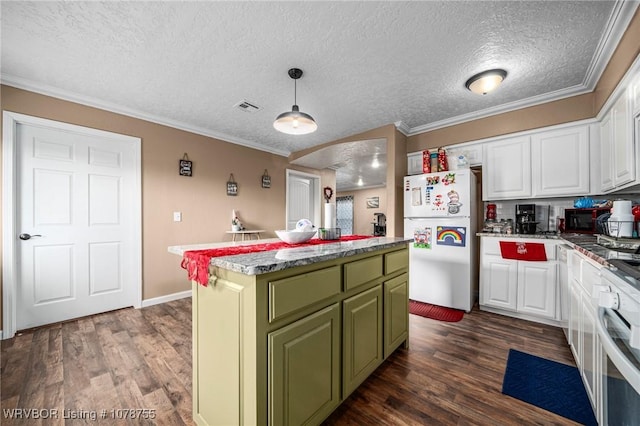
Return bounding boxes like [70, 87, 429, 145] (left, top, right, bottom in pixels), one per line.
[2, 112, 142, 338]
[285, 169, 321, 230]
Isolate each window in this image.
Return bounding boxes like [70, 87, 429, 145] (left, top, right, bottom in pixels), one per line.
[336, 196, 354, 235]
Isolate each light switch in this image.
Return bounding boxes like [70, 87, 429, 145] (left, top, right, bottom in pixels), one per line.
[173, 211, 182, 222]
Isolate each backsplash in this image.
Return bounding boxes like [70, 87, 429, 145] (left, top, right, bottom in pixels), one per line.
[486, 194, 640, 233]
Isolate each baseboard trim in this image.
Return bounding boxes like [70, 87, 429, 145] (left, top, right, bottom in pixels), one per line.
[141, 289, 192, 308]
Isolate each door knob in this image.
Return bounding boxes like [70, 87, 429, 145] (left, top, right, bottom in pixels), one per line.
[19, 233, 42, 240]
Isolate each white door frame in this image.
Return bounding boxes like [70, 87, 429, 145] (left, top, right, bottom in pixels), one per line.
[2, 111, 143, 339]
[285, 169, 321, 229]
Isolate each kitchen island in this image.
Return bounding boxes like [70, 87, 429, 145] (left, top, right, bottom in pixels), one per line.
[169, 237, 410, 426]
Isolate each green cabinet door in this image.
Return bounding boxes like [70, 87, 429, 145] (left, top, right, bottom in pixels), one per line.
[343, 285, 383, 397]
[384, 273, 409, 358]
[268, 303, 341, 426]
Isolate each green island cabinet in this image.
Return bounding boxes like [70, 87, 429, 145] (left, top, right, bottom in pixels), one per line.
[192, 244, 409, 426]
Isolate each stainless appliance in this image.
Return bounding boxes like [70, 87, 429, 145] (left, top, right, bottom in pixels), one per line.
[565, 207, 611, 234]
[597, 266, 640, 425]
[515, 204, 537, 234]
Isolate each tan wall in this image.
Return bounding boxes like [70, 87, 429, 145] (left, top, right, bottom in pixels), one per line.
[0, 85, 335, 329]
[337, 187, 387, 236]
[407, 7, 640, 152]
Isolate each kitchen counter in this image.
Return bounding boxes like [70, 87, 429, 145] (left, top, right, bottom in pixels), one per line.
[476, 232, 639, 267]
[170, 236, 410, 425]
[169, 236, 410, 275]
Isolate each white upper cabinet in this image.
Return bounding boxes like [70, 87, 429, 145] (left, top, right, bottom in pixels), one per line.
[531, 124, 590, 197]
[600, 88, 635, 191]
[612, 90, 634, 187]
[631, 68, 640, 116]
[407, 151, 423, 175]
[483, 136, 532, 200]
[600, 113, 614, 192]
[445, 143, 483, 168]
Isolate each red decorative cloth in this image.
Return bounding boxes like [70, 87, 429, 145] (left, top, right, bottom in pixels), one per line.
[499, 241, 547, 261]
[181, 235, 374, 286]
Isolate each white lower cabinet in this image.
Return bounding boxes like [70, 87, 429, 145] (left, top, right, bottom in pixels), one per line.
[480, 237, 559, 323]
[516, 261, 557, 318]
[480, 255, 517, 311]
[567, 250, 602, 420]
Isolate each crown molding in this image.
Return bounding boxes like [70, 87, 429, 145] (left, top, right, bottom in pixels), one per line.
[582, 0, 639, 90]
[394, 121, 410, 136]
[0, 74, 290, 157]
[407, 84, 591, 136]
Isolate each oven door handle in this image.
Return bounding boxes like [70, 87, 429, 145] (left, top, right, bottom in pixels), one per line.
[596, 307, 640, 395]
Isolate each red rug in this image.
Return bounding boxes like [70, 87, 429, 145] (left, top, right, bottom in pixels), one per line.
[409, 299, 464, 322]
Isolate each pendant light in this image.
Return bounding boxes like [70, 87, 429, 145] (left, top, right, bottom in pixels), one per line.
[273, 68, 317, 135]
[465, 69, 507, 95]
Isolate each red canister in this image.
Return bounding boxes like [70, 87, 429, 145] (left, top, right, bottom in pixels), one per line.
[422, 150, 431, 173]
[486, 204, 497, 221]
[438, 147, 448, 172]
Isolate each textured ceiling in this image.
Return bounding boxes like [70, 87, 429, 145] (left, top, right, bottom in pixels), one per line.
[291, 138, 387, 191]
[1, 1, 637, 190]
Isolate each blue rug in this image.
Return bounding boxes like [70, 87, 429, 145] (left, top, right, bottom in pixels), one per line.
[502, 349, 597, 426]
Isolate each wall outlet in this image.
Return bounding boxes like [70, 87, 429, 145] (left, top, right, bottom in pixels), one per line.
[173, 211, 182, 222]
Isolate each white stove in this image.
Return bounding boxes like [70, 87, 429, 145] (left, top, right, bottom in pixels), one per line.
[597, 267, 640, 424]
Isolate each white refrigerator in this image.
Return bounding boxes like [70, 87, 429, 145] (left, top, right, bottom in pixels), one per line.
[403, 169, 477, 312]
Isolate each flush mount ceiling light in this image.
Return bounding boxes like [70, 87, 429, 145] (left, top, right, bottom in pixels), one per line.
[273, 68, 317, 135]
[465, 69, 507, 95]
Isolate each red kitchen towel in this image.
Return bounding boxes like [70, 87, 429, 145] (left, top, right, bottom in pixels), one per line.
[499, 241, 547, 261]
[181, 235, 373, 286]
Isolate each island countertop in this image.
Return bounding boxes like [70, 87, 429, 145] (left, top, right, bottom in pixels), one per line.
[168, 236, 410, 275]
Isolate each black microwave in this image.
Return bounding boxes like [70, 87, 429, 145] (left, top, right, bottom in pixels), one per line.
[565, 208, 610, 234]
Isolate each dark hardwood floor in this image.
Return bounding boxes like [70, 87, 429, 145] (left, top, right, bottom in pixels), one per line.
[325, 308, 578, 425]
[1, 299, 579, 425]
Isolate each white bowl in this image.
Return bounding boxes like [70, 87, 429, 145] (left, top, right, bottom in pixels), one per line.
[275, 229, 316, 244]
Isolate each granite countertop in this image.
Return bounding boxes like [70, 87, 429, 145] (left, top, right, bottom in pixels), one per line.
[476, 232, 561, 240]
[169, 237, 410, 276]
[477, 232, 640, 267]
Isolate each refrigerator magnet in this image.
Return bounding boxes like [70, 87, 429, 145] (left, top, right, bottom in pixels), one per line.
[436, 226, 466, 247]
[413, 227, 432, 249]
[411, 187, 422, 206]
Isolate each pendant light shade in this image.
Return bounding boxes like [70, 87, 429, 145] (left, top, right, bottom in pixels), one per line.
[465, 69, 507, 95]
[274, 68, 317, 135]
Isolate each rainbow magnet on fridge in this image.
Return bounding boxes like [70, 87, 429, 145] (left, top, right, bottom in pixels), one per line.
[436, 226, 466, 247]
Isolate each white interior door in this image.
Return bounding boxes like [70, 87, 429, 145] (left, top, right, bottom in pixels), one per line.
[4, 112, 141, 334]
[286, 170, 320, 230]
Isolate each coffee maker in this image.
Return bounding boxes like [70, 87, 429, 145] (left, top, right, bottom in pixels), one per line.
[516, 204, 538, 234]
[373, 213, 386, 236]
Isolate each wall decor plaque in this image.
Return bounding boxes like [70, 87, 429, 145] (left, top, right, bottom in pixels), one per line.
[262, 169, 271, 188]
[179, 153, 192, 177]
[227, 174, 238, 196]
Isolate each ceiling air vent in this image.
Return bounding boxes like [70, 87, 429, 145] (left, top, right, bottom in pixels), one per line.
[234, 100, 261, 113]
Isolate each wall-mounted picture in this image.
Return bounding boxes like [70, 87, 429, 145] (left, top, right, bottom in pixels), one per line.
[261, 169, 271, 188]
[366, 196, 379, 209]
[227, 174, 238, 196]
[179, 153, 192, 177]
